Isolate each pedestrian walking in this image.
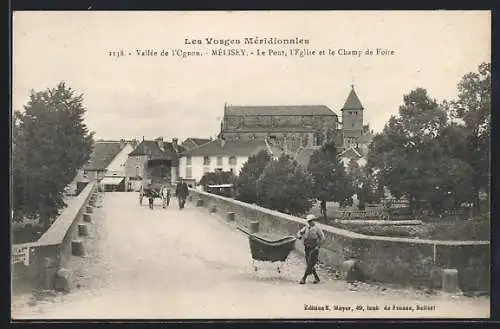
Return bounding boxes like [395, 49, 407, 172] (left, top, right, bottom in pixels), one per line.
[148, 191, 154, 210]
[160, 185, 171, 208]
[175, 178, 189, 210]
[296, 214, 325, 284]
[139, 184, 144, 206]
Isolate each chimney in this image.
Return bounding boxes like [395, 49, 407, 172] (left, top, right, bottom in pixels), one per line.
[119, 139, 126, 149]
[172, 138, 179, 152]
[156, 137, 164, 151]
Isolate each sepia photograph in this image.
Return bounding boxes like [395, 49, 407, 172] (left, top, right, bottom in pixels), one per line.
[11, 10, 491, 319]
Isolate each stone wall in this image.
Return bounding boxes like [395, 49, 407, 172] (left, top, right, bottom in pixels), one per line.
[189, 189, 490, 292]
[11, 182, 97, 293]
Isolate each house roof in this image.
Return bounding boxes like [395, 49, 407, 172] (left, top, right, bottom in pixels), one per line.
[340, 146, 363, 159]
[180, 139, 267, 157]
[189, 138, 211, 146]
[225, 105, 337, 116]
[83, 142, 123, 171]
[129, 140, 186, 164]
[342, 87, 364, 110]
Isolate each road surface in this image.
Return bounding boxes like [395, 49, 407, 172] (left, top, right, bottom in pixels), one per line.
[11, 193, 490, 319]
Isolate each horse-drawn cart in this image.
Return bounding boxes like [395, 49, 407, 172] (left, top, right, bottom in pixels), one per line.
[139, 184, 163, 206]
[237, 227, 296, 273]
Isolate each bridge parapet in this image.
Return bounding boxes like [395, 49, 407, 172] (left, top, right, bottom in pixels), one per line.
[189, 188, 490, 293]
[12, 182, 97, 293]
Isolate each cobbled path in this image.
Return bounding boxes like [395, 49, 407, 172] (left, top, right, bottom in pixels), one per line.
[11, 193, 490, 319]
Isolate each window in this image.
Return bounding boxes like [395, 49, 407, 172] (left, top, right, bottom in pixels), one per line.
[186, 156, 192, 166]
[186, 167, 192, 179]
[229, 156, 237, 166]
[203, 156, 211, 165]
[217, 156, 223, 166]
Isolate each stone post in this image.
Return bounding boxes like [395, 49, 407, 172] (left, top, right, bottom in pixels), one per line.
[442, 268, 460, 293]
[210, 205, 217, 213]
[227, 212, 235, 221]
[72, 240, 85, 257]
[196, 199, 204, 207]
[78, 223, 89, 237]
[341, 259, 362, 282]
[83, 213, 92, 223]
[250, 221, 259, 233]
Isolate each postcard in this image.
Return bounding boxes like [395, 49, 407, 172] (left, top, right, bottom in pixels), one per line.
[11, 10, 491, 319]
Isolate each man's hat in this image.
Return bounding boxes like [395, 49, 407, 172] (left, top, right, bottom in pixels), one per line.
[306, 214, 316, 222]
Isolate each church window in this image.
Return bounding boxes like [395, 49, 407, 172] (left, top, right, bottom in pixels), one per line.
[203, 156, 211, 165]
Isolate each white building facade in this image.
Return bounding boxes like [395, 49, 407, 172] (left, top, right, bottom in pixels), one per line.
[178, 139, 268, 183]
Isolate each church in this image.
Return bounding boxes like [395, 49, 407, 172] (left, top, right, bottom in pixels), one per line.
[218, 85, 373, 156]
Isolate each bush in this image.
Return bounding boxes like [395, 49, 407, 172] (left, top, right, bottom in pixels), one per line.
[199, 171, 235, 188]
[256, 154, 313, 216]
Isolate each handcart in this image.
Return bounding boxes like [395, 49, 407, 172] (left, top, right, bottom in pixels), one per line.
[237, 226, 296, 273]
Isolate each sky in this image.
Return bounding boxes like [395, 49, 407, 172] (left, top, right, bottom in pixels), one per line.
[12, 11, 490, 141]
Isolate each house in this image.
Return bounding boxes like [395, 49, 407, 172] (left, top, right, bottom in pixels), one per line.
[126, 137, 185, 191]
[179, 139, 268, 183]
[340, 146, 367, 169]
[181, 137, 212, 150]
[100, 140, 136, 192]
[71, 140, 134, 194]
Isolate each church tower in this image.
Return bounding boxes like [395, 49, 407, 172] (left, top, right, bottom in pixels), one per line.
[341, 85, 364, 149]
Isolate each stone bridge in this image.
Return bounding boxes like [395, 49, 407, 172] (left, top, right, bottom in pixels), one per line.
[11, 188, 489, 319]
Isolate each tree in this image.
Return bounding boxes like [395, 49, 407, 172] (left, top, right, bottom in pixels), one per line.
[347, 159, 380, 210]
[235, 149, 272, 204]
[445, 62, 491, 213]
[12, 82, 94, 229]
[199, 171, 236, 188]
[366, 88, 472, 214]
[307, 142, 354, 217]
[256, 154, 313, 216]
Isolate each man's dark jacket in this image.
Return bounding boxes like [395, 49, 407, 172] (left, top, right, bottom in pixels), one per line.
[176, 182, 189, 198]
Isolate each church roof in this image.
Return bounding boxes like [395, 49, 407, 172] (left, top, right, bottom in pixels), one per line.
[342, 86, 364, 110]
[225, 105, 337, 116]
